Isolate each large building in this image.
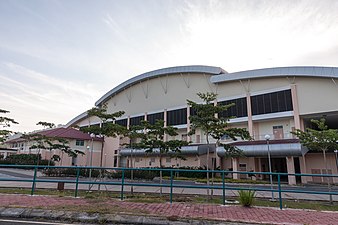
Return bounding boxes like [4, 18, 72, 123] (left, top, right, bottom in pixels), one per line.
[66, 65, 338, 185]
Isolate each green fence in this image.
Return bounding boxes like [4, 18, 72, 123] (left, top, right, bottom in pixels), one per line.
[0, 164, 337, 210]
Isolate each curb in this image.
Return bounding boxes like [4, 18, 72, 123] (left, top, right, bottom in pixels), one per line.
[0, 207, 250, 225]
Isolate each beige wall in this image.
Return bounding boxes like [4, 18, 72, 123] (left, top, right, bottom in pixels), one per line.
[256, 118, 295, 140]
[296, 77, 338, 115]
[105, 73, 214, 116]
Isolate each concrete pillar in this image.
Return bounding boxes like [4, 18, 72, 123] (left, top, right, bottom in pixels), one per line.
[232, 158, 240, 180]
[286, 156, 297, 185]
[246, 93, 254, 137]
[163, 109, 168, 141]
[299, 155, 308, 184]
[187, 104, 191, 142]
[291, 84, 301, 130]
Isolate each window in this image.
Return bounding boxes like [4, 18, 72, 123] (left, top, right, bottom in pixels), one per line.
[251, 89, 293, 115]
[167, 108, 187, 126]
[150, 157, 155, 163]
[75, 140, 84, 146]
[218, 97, 247, 118]
[147, 112, 164, 125]
[130, 115, 144, 126]
[71, 156, 77, 166]
[116, 118, 128, 127]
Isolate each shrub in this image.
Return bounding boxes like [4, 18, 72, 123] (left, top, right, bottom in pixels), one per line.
[0, 154, 54, 166]
[238, 190, 255, 207]
[43, 168, 101, 177]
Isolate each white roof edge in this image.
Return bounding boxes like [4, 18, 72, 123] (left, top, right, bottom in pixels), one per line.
[95, 65, 227, 106]
[65, 111, 88, 128]
[210, 66, 338, 83]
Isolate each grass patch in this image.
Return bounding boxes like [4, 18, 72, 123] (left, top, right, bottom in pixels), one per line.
[1, 187, 338, 212]
[162, 176, 269, 184]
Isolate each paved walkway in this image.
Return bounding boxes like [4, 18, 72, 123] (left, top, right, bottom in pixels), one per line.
[0, 194, 337, 225]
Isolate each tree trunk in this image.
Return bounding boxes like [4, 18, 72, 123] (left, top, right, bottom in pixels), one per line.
[206, 134, 210, 198]
[159, 155, 163, 196]
[323, 149, 333, 204]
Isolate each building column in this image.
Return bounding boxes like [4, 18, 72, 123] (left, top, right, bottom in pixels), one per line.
[246, 93, 254, 137]
[286, 156, 296, 185]
[291, 84, 301, 130]
[163, 109, 168, 141]
[232, 158, 240, 180]
[299, 155, 308, 184]
[187, 104, 191, 142]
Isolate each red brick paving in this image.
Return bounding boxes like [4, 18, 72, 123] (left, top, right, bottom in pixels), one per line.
[0, 194, 337, 225]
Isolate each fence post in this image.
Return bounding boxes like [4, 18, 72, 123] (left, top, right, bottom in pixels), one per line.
[74, 167, 80, 197]
[222, 171, 225, 205]
[30, 166, 38, 196]
[121, 169, 125, 200]
[170, 170, 173, 204]
[278, 174, 282, 210]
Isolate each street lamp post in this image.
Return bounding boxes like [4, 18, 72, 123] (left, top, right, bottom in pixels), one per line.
[265, 134, 274, 201]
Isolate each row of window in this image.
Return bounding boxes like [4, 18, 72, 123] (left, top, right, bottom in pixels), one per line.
[114, 89, 293, 127]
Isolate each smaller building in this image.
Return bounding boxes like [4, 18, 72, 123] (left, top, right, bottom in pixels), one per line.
[5, 127, 103, 167]
[0, 147, 17, 159]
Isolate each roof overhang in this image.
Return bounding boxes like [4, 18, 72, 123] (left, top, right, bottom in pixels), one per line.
[217, 142, 308, 157]
[95, 65, 227, 106]
[210, 66, 338, 84]
[119, 144, 215, 157]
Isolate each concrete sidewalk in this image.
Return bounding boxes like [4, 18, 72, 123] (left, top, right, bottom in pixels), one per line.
[0, 194, 337, 225]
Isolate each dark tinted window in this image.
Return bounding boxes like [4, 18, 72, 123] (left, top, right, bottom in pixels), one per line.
[147, 112, 164, 125]
[218, 97, 247, 118]
[167, 108, 187, 126]
[115, 118, 127, 127]
[130, 115, 144, 126]
[251, 89, 293, 115]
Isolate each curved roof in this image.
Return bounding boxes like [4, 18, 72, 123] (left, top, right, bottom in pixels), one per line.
[210, 66, 338, 84]
[65, 111, 88, 128]
[95, 65, 227, 106]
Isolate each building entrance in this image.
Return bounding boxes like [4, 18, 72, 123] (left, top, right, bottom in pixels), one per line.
[260, 157, 288, 182]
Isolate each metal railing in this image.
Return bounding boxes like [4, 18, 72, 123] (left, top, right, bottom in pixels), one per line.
[0, 164, 338, 210]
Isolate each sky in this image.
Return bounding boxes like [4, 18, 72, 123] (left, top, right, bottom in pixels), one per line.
[1, 0, 338, 132]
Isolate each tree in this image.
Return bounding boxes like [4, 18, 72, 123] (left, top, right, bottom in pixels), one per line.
[291, 118, 338, 203]
[80, 106, 126, 138]
[0, 109, 18, 143]
[36, 121, 55, 129]
[126, 120, 189, 195]
[187, 92, 251, 196]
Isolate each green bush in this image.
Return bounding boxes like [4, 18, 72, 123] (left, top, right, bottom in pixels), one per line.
[43, 168, 101, 177]
[0, 154, 54, 166]
[238, 190, 256, 207]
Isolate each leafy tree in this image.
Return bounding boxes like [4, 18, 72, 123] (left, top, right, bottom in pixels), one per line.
[292, 118, 338, 172]
[80, 106, 127, 167]
[23, 122, 84, 166]
[125, 120, 189, 195]
[292, 118, 338, 203]
[0, 109, 18, 143]
[36, 121, 55, 129]
[80, 106, 126, 137]
[187, 92, 251, 196]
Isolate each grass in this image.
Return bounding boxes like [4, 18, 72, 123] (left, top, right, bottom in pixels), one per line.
[162, 176, 269, 184]
[1, 187, 338, 212]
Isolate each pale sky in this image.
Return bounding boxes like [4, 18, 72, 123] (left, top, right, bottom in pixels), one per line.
[1, 0, 338, 132]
